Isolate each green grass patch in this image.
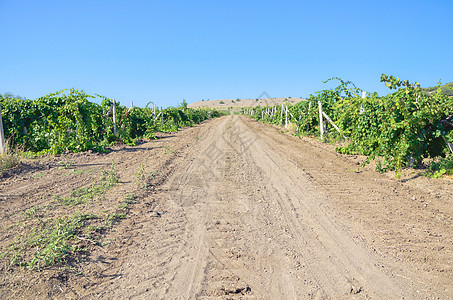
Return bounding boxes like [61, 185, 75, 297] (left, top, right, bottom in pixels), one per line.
[0, 160, 134, 271]
[2, 212, 94, 270]
[55, 161, 119, 206]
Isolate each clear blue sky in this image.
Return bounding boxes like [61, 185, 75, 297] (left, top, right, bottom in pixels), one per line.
[1, 0, 452, 108]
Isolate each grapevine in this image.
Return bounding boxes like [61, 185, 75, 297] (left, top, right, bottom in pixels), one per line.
[0, 89, 220, 154]
[242, 75, 453, 177]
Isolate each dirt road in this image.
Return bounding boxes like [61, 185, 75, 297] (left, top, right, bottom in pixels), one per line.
[1, 115, 452, 299]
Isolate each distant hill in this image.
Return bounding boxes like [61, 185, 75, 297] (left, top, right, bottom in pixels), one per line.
[188, 97, 305, 110]
[422, 82, 453, 97]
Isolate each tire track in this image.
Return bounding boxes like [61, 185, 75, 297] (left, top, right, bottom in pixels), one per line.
[58, 114, 452, 299]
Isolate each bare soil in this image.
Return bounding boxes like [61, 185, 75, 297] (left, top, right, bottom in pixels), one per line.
[188, 98, 304, 111]
[0, 115, 452, 299]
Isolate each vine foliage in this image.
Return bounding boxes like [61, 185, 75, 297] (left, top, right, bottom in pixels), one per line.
[0, 89, 220, 154]
[243, 75, 453, 177]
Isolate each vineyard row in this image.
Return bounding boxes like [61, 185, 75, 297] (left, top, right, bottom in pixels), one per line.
[0, 89, 222, 154]
[242, 75, 453, 177]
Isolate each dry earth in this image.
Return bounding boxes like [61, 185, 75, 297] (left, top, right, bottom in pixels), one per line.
[188, 98, 304, 111]
[0, 115, 452, 299]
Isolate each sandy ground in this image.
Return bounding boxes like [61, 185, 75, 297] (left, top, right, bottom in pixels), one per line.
[0, 115, 452, 299]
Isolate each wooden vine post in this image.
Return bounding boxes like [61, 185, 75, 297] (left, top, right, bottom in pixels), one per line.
[0, 105, 5, 153]
[112, 99, 117, 137]
[280, 103, 284, 125]
[285, 105, 288, 128]
[318, 100, 324, 140]
[161, 106, 164, 125]
[322, 111, 346, 139]
[361, 91, 366, 114]
[153, 104, 157, 123]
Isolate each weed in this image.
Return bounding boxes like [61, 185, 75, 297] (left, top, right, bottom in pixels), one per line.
[32, 172, 45, 178]
[55, 161, 119, 206]
[135, 163, 147, 189]
[149, 170, 162, 179]
[59, 265, 83, 275]
[66, 168, 95, 176]
[104, 212, 126, 227]
[58, 157, 74, 169]
[99, 238, 113, 247]
[120, 194, 136, 210]
[5, 212, 95, 270]
[117, 194, 137, 213]
[0, 157, 141, 272]
[100, 160, 119, 186]
[163, 145, 176, 154]
[125, 193, 136, 201]
[118, 202, 129, 211]
[0, 159, 135, 271]
[22, 205, 42, 219]
[424, 156, 453, 178]
[0, 141, 20, 172]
